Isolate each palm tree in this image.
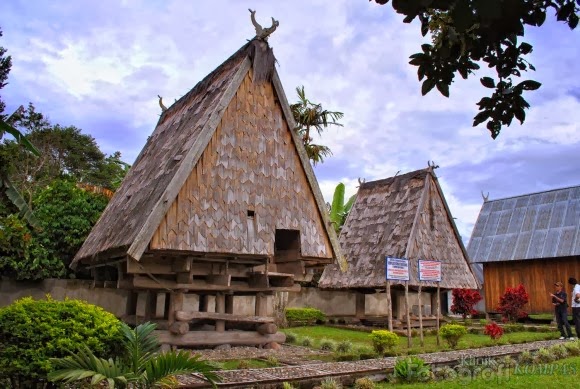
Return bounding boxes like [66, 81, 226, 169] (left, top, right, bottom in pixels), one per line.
[328, 182, 356, 234]
[290, 86, 343, 165]
[48, 322, 220, 388]
[0, 108, 40, 227]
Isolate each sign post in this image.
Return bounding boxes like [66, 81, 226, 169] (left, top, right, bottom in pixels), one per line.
[418, 259, 442, 346]
[386, 257, 410, 344]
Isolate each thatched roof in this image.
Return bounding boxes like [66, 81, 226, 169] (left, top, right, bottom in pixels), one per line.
[318, 168, 479, 290]
[467, 184, 580, 270]
[72, 40, 344, 269]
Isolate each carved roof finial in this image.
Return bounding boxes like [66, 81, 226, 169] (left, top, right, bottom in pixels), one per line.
[481, 190, 490, 202]
[249, 9, 279, 41]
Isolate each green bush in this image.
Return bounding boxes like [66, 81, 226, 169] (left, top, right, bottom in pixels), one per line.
[393, 356, 431, 383]
[369, 330, 399, 354]
[320, 377, 342, 389]
[285, 332, 297, 343]
[439, 324, 467, 349]
[518, 350, 533, 364]
[336, 340, 353, 353]
[319, 338, 336, 351]
[0, 296, 123, 386]
[284, 307, 326, 325]
[503, 323, 525, 333]
[301, 336, 314, 347]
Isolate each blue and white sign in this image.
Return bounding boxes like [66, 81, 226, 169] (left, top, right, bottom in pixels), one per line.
[386, 256, 410, 281]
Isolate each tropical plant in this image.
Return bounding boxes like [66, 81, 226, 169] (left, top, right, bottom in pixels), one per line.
[450, 288, 483, 320]
[373, 1, 579, 138]
[328, 182, 356, 234]
[48, 321, 219, 388]
[393, 356, 431, 383]
[497, 284, 530, 322]
[291, 86, 343, 165]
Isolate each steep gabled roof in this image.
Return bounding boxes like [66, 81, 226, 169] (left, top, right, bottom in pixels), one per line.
[72, 40, 344, 269]
[467, 184, 580, 266]
[319, 168, 478, 290]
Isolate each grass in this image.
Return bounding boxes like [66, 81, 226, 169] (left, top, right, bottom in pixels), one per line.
[281, 326, 559, 355]
[376, 355, 580, 388]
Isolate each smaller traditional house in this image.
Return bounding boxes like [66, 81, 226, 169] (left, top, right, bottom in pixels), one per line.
[467, 185, 580, 314]
[319, 167, 479, 327]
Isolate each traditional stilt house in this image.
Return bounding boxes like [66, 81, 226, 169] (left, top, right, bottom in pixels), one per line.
[319, 167, 478, 328]
[467, 185, 580, 314]
[72, 16, 344, 349]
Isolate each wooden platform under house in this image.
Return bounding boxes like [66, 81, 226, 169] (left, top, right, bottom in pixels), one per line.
[72, 19, 345, 349]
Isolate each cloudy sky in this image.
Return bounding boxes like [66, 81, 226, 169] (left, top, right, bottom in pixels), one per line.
[1, 1, 579, 242]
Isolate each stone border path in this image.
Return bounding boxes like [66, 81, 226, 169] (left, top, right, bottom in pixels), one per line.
[177, 339, 571, 388]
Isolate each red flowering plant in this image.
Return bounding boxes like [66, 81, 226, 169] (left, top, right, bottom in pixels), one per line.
[450, 289, 483, 321]
[497, 284, 529, 323]
[484, 322, 504, 341]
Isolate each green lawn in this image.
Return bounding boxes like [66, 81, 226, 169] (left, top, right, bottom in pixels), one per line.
[376, 355, 580, 388]
[282, 326, 559, 355]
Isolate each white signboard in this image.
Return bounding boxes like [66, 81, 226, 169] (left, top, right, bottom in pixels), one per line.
[418, 259, 442, 282]
[385, 256, 410, 281]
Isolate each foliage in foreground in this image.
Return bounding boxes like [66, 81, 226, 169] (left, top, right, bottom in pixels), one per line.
[373, 0, 579, 138]
[49, 321, 220, 388]
[393, 356, 431, 383]
[0, 296, 123, 386]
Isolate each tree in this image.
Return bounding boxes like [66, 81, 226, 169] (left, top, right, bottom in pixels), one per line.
[328, 182, 356, 234]
[497, 283, 530, 322]
[49, 322, 219, 388]
[450, 288, 482, 320]
[291, 86, 343, 164]
[373, 0, 579, 139]
[0, 28, 40, 226]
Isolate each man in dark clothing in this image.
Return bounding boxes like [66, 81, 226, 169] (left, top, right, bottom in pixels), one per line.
[551, 281, 573, 339]
[569, 277, 580, 338]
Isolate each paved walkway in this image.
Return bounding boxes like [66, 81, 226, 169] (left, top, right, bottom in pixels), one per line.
[178, 339, 569, 388]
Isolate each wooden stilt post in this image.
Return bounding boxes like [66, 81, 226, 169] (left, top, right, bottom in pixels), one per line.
[255, 292, 267, 316]
[386, 281, 393, 331]
[355, 293, 366, 321]
[436, 283, 441, 346]
[168, 291, 184, 327]
[405, 281, 411, 347]
[418, 284, 424, 347]
[215, 292, 225, 332]
[126, 291, 138, 326]
[144, 291, 157, 321]
[225, 294, 234, 314]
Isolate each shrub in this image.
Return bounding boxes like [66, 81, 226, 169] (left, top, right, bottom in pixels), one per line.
[283, 382, 297, 389]
[497, 284, 529, 322]
[369, 330, 399, 354]
[301, 336, 313, 347]
[432, 365, 456, 380]
[439, 324, 467, 349]
[503, 323, 525, 333]
[354, 377, 375, 389]
[357, 346, 378, 360]
[320, 377, 342, 389]
[237, 360, 250, 369]
[0, 296, 123, 386]
[518, 350, 533, 364]
[550, 344, 569, 360]
[484, 322, 504, 340]
[393, 356, 431, 383]
[284, 307, 326, 325]
[479, 319, 488, 326]
[336, 340, 353, 353]
[450, 289, 482, 320]
[319, 338, 336, 351]
[266, 355, 279, 367]
[564, 341, 580, 356]
[468, 327, 481, 334]
[534, 348, 555, 363]
[500, 356, 517, 368]
[285, 332, 297, 343]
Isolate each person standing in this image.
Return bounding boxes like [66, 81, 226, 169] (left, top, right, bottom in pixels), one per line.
[550, 281, 573, 340]
[569, 277, 580, 339]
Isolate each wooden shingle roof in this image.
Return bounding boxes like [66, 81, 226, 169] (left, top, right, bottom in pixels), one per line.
[72, 40, 344, 269]
[467, 185, 580, 265]
[319, 168, 478, 290]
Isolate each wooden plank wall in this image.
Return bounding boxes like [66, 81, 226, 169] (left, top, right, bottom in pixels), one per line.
[483, 256, 580, 314]
[150, 68, 332, 259]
